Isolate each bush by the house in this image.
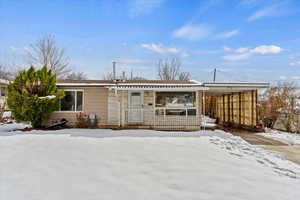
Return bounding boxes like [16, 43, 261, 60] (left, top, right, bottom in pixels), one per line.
[75, 113, 89, 128]
[7, 66, 63, 128]
[75, 113, 99, 128]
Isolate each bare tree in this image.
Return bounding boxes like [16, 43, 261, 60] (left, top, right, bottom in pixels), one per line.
[158, 58, 190, 81]
[102, 71, 146, 80]
[178, 72, 190, 81]
[102, 72, 114, 80]
[0, 65, 14, 80]
[26, 35, 70, 77]
[63, 71, 87, 80]
[258, 81, 298, 132]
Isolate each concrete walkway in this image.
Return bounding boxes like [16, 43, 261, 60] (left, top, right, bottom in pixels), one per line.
[224, 128, 287, 145]
[264, 145, 300, 165]
[227, 128, 300, 165]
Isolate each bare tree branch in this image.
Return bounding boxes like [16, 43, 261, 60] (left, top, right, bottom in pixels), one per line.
[258, 81, 298, 132]
[26, 35, 71, 77]
[63, 71, 87, 80]
[0, 65, 14, 80]
[157, 58, 190, 81]
[103, 72, 114, 80]
[102, 71, 146, 80]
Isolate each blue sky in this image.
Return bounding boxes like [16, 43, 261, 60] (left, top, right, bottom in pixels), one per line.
[0, 0, 300, 82]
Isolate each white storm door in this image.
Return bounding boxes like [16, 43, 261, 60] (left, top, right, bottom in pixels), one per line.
[128, 91, 144, 124]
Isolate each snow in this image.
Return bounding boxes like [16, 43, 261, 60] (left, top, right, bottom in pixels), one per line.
[1, 111, 11, 118]
[0, 124, 300, 200]
[258, 129, 300, 145]
[38, 95, 56, 99]
[201, 115, 217, 128]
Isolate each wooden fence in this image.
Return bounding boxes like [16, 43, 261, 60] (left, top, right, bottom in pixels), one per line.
[205, 90, 257, 127]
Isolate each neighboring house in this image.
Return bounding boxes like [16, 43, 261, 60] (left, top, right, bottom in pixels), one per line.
[50, 79, 268, 130]
[0, 79, 9, 110]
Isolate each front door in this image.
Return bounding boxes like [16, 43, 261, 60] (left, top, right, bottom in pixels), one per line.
[128, 91, 144, 124]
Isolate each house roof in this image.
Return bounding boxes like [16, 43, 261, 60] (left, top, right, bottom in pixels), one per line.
[203, 82, 270, 95]
[56, 79, 269, 92]
[57, 79, 200, 84]
[57, 79, 203, 87]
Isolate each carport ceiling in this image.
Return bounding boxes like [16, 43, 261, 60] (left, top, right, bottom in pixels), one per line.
[204, 82, 269, 96]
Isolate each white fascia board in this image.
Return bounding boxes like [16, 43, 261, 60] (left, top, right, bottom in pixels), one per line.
[57, 83, 115, 86]
[116, 83, 203, 86]
[57, 83, 204, 87]
[110, 87, 209, 91]
[204, 83, 269, 88]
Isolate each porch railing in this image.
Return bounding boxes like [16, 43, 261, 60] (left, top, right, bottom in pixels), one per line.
[124, 108, 204, 130]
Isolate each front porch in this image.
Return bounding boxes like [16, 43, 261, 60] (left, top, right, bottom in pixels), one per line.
[107, 85, 208, 130]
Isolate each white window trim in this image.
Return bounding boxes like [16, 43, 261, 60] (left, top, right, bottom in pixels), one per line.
[55, 89, 84, 113]
[154, 91, 197, 117]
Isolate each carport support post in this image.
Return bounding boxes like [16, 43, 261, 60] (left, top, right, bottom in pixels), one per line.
[222, 95, 225, 125]
[239, 92, 242, 125]
[203, 90, 206, 130]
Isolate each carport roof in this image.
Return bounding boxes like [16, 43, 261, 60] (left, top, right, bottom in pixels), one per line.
[203, 82, 269, 95]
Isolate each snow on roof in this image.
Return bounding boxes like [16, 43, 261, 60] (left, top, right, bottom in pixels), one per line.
[0, 79, 9, 85]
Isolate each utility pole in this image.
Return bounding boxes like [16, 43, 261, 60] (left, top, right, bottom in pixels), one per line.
[112, 61, 116, 80]
[213, 68, 217, 83]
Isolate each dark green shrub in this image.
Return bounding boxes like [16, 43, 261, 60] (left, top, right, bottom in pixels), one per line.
[7, 66, 63, 128]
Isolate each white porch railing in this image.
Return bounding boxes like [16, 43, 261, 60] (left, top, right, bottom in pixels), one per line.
[124, 108, 205, 130]
[154, 108, 202, 130]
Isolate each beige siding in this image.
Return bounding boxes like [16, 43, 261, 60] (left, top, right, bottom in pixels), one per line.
[51, 88, 204, 129]
[107, 90, 120, 126]
[50, 87, 108, 127]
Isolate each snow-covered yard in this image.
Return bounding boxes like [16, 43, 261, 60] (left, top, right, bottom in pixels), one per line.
[0, 124, 300, 200]
[258, 129, 300, 145]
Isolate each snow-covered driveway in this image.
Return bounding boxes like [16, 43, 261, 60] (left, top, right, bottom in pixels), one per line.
[0, 124, 300, 200]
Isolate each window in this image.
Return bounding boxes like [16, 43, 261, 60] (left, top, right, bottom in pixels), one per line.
[0, 87, 6, 97]
[155, 92, 196, 116]
[60, 90, 83, 112]
[155, 92, 195, 108]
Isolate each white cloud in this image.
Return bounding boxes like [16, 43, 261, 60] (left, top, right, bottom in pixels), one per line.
[279, 76, 287, 80]
[247, 2, 287, 21]
[223, 53, 252, 61]
[216, 29, 240, 39]
[223, 46, 232, 52]
[224, 46, 249, 53]
[292, 76, 300, 80]
[251, 45, 282, 54]
[248, 6, 277, 21]
[140, 43, 189, 57]
[9, 46, 28, 55]
[180, 51, 190, 57]
[129, 0, 164, 17]
[173, 24, 212, 40]
[141, 43, 180, 54]
[223, 45, 283, 61]
[289, 61, 300, 66]
[236, 47, 250, 53]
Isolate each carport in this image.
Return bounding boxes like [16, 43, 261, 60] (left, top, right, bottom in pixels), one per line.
[203, 83, 269, 128]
